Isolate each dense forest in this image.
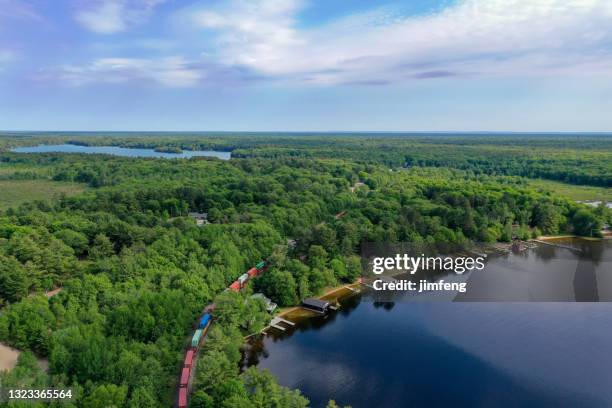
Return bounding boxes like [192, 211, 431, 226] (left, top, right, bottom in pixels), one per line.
[0, 133, 610, 407]
[2, 133, 610, 187]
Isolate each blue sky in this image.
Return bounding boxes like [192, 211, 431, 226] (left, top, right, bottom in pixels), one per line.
[1, 0, 612, 131]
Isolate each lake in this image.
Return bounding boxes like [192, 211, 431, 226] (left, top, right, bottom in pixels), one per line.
[11, 144, 231, 160]
[245, 239, 612, 407]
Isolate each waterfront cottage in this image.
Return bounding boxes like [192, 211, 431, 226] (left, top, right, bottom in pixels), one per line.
[302, 298, 330, 313]
[188, 212, 208, 226]
[252, 293, 277, 313]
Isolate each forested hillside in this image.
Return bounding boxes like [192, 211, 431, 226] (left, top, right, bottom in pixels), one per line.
[0, 134, 609, 407]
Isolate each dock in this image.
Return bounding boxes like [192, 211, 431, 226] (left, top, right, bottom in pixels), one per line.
[467, 250, 488, 258]
[266, 316, 296, 332]
[533, 240, 582, 253]
[361, 280, 374, 289]
[361, 276, 397, 289]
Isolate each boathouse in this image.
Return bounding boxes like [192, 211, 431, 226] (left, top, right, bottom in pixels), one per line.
[302, 298, 330, 313]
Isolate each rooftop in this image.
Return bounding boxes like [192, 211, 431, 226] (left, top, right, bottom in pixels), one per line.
[302, 298, 330, 309]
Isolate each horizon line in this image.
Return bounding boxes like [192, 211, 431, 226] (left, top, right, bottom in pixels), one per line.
[2, 130, 612, 135]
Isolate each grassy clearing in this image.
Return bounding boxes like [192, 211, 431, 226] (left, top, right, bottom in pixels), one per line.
[529, 179, 611, 202]
[0, 165, 47, 177]
[0, 179, 86, 210]
[0, 167, 23, 176]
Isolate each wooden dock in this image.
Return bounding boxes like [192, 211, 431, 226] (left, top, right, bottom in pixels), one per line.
[533, 240, 582, 253]
[361, 281, 376, 289]
[467, 250, 488, 258]
[265, 316, 296, 332]
[361, 276, 397, 289]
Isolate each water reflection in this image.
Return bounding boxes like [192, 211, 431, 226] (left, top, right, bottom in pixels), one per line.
[246, 240, 612, 407]
[457, 238, 611, 302]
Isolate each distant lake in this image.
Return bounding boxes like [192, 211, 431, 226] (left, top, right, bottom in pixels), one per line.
[12, 144, 231, 160]
[245, 239, 612, 407]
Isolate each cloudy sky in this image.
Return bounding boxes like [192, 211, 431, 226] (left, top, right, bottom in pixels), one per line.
[1, 0, 611, 131]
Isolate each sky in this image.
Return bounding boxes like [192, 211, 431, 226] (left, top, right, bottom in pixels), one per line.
[1, 0, 612, 132]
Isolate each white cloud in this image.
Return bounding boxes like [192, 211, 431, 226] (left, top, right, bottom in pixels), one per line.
[192, 0, 305, 71]
[50, 0, 612, 88]
[75, 0, 166, 34]
[53, 56, 202, 87]
[188, 0, 612, 84]
[75, 2, 125, 34]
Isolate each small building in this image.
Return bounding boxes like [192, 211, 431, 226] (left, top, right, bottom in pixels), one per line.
[188, 212, 208, 226]
[302, 298, 330, 313]
[350, 182, 366, 193]
[251, 293, 277, 313]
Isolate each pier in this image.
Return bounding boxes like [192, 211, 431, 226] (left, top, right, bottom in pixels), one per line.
[265, 316, 296, 332]
[361, 276, 397, 289]
[533, 240, 582, 253]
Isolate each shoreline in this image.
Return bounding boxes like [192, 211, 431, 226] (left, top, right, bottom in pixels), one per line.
[274, 281, 361, 320]
[262, 234, 611, 327]
[537, 234, 607, 241]
[243, 281, 361, 339]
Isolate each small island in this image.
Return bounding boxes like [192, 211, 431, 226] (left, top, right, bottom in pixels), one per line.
[154, 146, 183, 154]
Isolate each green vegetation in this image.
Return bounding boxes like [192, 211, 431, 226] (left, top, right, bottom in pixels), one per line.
[0, 132, 609, 407]
[2, 133, 610, 186]
[0, 180, 86, 210]
[190, 291, 309, 407]
[528, 179, 612, 202]
[154, 146, 183, 154]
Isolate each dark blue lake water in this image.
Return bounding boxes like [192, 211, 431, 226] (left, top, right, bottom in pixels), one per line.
[246, 240, 612, 407]
[12, 144, 231, 160]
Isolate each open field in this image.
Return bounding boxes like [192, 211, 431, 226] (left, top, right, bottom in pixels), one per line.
[0, 179, 86, 209]
[529, 179, 612, 202]
[0, 165, 47, 177]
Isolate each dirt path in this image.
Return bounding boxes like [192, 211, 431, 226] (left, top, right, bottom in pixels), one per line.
[0, 343, 20, 371]
[46, 287, 63, 298]
[0, 343, 48, 372]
